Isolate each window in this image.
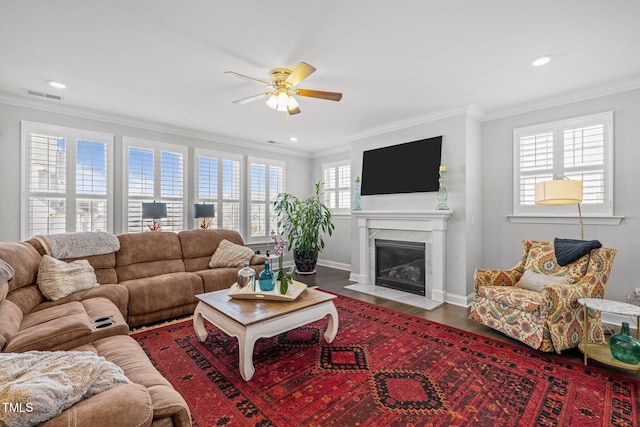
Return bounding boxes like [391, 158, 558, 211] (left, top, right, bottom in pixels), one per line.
[195, 148, 242, 231]
[248, 157, 284, 241]
[21, 121, 113, 239]
[124, 137, 187, 232]
[322, 160, 351, 213]
[513, 112, 613, 216]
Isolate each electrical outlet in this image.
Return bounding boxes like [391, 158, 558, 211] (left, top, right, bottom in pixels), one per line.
[635, 288, 640, 297]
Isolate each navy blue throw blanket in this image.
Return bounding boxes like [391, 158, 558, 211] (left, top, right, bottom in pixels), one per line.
[554, 238, 602, 266]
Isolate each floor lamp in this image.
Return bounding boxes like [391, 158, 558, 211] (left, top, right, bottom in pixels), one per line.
[534, 178, 584, 240]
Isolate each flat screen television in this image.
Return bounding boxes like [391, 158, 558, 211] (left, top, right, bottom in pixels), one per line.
[360, 136, 442, 195]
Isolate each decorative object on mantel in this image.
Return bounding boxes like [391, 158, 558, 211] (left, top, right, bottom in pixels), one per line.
[436, 165, 448, 210]
[353, 175, 362, 211]
[535, 177, 584, 239]
[273, 181, 334, 274]
[141, 201, 167, 232]
[610, 322, 640, 364]
[194, 203, 215, 229]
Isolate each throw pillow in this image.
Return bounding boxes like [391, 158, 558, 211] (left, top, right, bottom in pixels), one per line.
[208, 239, 255, 268]
[554, 238, 602, 266]
[524, 241, 588, 283]
[515, 269, 572, 292]
[37, 255, 98, 301]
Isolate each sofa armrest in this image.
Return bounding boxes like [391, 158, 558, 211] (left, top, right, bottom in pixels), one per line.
[40, 383, 153, 427]
[473, 269, 522, 293]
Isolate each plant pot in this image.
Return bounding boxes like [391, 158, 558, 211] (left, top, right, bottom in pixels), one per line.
[294, 251, 318, 275]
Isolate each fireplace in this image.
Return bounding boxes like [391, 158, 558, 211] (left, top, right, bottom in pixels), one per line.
[375, 239, 426, 296]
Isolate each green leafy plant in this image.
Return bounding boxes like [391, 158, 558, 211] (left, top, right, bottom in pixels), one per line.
[273, 181, 335, 257]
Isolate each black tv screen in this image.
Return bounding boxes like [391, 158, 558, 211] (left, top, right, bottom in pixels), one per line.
[360, 136, 442, 195]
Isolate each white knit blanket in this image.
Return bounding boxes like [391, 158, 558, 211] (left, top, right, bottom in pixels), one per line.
[0, 350, 131, 427]
[34, 232, 120, 259]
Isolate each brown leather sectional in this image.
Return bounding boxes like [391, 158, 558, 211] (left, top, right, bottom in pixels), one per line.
[0, 229, 265, 427]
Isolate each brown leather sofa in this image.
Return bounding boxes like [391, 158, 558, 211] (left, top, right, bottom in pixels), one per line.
[0, 228, 264, 426]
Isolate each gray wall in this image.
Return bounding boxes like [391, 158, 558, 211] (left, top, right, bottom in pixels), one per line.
[481, 89, 640, 304]
[0, 102, 312, 241]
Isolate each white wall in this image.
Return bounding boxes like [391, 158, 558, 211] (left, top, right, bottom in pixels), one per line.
[0, 102, 312, 241]
[481, 89, 640, 304]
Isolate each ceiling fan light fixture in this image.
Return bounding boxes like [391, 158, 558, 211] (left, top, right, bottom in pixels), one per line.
[287, 95, 299, 109]
[266, 94, 278, 110]
[276, 91, 289, 112]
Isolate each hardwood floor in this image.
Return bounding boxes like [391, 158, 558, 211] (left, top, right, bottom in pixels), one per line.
[295, 265, 639, 378]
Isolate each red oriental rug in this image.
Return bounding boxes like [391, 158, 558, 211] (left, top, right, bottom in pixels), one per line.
[132, 293, 640, 426]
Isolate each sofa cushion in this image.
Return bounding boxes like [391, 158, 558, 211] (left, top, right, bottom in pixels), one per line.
[0, 241, 42, 293]
[524, 241, 588, 282]
[116, 232, 186, 281]
[0, 259, 14, 286]
[0, 299, 22, 351]
[477, 286, 542, 314]
[196, 267, 244, 293]
[179, 229, 246, 272]
[515, 269, 572, 292]
[37, 255, 98, 301]
[208, 239, 255, 268]
[0, 350, 131, 427]
[74, 335, 191, 426]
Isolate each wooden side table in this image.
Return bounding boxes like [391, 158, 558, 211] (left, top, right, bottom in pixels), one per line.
[578, 298, 640, 370]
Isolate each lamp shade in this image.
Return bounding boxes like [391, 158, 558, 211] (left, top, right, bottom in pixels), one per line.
[141, 202, 167, 219]
[194, 203, 215, 218]
[535, 180, 583, 205]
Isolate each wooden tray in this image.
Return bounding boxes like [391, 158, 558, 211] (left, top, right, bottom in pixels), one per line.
[228, 280, 307, 301]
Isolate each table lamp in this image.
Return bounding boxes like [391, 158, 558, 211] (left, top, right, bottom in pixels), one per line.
[141, 201, 167, 232]
[535, 178, 584, 240]
[194, 203, 215, 229]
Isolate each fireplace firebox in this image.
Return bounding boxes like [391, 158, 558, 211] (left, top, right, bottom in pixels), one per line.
[374, 239, 426, 296]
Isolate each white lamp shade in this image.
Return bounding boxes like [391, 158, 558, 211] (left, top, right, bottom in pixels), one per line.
[194, 203, 215, 218]
[141, 202, 167, 219]
[266, 94, 278, 109]
[535, 180, 583, 205]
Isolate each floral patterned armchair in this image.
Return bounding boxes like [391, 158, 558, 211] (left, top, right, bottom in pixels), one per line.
[469, 240, 616, 353]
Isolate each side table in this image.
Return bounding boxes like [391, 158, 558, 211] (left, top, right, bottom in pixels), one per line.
[578, 298, 640, 370]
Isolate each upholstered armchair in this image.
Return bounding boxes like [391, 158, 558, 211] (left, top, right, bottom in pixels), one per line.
[469, 240, 616, 353]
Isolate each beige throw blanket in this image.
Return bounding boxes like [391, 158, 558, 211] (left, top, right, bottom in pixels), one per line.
[34, 232, 120, 259]
[0, 350, 131, 427]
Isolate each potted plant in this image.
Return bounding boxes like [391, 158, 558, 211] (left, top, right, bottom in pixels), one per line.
[273, 181, 335, 274]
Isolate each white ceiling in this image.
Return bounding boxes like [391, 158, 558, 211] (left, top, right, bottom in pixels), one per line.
[2, 1, 640, 156]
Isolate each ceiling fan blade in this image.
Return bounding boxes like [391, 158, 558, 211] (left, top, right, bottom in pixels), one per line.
[224, 71, 273, 88]
[232, 92, 271, 105]
[285, 62, 316, 87]
[294, 88, 342, 101]
[287, 105, 301, 115]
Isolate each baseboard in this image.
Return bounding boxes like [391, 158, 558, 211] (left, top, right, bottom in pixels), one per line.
[349, 273, 366, 283]
[445, 293, 471, 308]
[316, 259, 351, 271]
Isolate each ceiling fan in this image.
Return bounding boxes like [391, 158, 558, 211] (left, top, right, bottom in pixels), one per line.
[224, 62, 342, 115]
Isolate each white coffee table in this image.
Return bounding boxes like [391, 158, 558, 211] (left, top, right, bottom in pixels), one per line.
[193, 286, 338, 381]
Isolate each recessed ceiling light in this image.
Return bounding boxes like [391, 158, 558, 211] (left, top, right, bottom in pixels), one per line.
[47, 80, 66, 89]
[289, 137, 298, 142]
[532, 56, 551, 67]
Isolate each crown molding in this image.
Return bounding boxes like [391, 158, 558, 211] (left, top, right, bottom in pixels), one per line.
[0, 92, 313, 159]
[310, 143, 351, 158]
[483, 75, 640, 121]
[349, 103, 484, 142]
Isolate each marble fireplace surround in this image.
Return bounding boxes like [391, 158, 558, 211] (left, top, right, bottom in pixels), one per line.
[348, 210, 452, 310]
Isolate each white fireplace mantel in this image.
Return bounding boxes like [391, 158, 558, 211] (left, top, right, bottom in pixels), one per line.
[351, 210, 453, 305]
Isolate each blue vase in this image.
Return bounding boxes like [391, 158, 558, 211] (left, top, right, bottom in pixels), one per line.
[258, 259, 275, 291]
[609, 322, 640, 364]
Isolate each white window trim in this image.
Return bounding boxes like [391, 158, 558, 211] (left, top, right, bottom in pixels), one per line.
[21, 121, 114, 239]
[246, 156, 285, 244]
[193, 147, 243, 231]
[322, 160, 352, 215]
[511, 112, 616, 224]
[122, 136, 188, 232]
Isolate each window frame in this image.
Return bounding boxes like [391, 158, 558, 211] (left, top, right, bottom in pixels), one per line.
[246, 156, 285, 243]
[20, 121, 114, 239]
[194, 147, 243, 232]
[512, 111, 614, 218]
[122, 136, 188, 233]
[322, 160, 352, 214]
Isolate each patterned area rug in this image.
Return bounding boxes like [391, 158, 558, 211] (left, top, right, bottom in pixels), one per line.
[132, 294, 640, 426]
